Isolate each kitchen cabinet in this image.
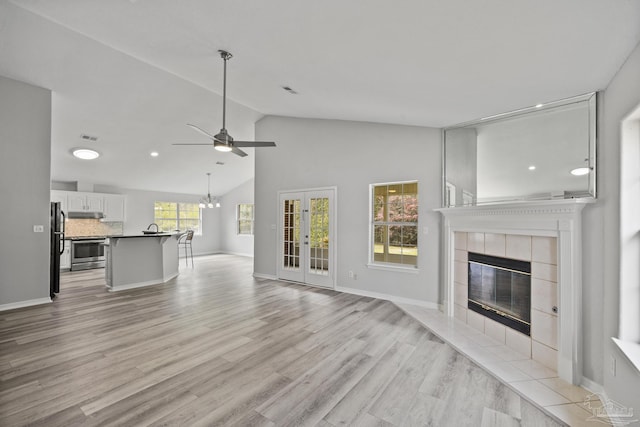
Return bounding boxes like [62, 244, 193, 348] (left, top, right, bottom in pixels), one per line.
[67, 192, 103, 212]
[50, 190, 68, 213]
[51, 191, 126, 220]
[60, 239, 71, 270]
[103, 194, 126, 222]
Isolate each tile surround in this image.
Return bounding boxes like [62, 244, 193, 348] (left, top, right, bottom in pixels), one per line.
[453, 231, 558, 370]
[484, 233, 506, 257]
[439, 199, 592, 385]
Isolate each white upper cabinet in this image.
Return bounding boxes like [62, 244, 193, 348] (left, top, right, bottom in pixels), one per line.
[50, 190, 68, 213]
[67, 192, 104, 212]
[85, 194, 104, 212]
[103, 194, 126, 222]
[51, 191, 125, 221]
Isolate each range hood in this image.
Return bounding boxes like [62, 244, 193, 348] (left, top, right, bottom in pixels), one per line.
[67, 211, 105, 219]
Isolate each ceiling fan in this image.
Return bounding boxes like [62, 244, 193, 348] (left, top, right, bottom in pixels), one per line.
[173, 50, 276, 157]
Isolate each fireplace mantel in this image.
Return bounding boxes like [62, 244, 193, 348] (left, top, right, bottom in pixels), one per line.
[435, 198, 595, 385]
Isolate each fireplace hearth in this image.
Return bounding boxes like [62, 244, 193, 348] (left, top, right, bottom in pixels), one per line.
[468, 252, 531, 336]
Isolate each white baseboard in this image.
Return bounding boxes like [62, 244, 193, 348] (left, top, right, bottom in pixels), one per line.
[179, 250, 221, 258]
[222, 251, 254, 258]
[580, 377, 604, 395]
[335, 285, 440, 309]
[0, 297, 52, 312]
[253, 272, 277, 280]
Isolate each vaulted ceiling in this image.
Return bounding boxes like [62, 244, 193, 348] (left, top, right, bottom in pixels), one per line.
[1, 0, 639, 195]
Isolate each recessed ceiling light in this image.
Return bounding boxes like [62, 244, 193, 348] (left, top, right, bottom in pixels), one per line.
[535, 103, 544, 108]
[150, 151, 159, 157]
[571, 167, 590, 176]
[528, 165, 536, 171]
[72, 148, 100, 160]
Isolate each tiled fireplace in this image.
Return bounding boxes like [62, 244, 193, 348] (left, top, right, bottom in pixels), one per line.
[453, 231, 558, 370]
[437, 199, 592, 385]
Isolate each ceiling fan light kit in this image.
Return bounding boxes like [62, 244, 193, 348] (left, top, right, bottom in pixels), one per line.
[174, 50, 276, 157]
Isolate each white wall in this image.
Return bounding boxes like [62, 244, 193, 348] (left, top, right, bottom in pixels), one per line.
[255, 116, 441, 304]
[0, 75, 51, 308]
[600, 40, 640, 412]
[218, 178, 254, 257]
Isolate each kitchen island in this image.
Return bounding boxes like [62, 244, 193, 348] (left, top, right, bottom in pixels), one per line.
[105, 233, 181, 291]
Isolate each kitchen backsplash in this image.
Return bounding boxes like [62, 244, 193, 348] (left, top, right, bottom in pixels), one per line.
[65, 219, 123, 237]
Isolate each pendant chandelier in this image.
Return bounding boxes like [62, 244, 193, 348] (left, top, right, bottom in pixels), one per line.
[199, 172, 220, 208]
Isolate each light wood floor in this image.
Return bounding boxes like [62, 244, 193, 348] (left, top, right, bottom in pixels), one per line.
[0, 254, 565, 426]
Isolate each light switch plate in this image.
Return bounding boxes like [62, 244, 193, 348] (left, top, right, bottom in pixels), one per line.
[33, 225, 44, 232]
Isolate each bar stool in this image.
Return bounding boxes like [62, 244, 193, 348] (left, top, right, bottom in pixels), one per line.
[178, 230, 194, 267]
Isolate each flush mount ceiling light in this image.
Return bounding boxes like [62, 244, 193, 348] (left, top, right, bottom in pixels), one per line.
[150, 151, 159, 157]
[528, 165, 536, 170]
[72, 148, 100, 160]
[198, 172, 220, 209]
[570, 167, 590, 176]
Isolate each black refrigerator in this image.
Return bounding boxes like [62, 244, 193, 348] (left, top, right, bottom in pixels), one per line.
[50, 202, 65, 298]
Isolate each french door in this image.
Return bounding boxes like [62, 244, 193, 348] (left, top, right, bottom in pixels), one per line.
[278, 188, 336, 288]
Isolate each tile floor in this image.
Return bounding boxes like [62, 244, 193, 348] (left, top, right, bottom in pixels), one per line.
[396, 304, 611, 427]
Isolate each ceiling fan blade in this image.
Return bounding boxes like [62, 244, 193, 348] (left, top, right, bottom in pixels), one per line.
[172, 143, 213, 146]
[233, 141, 277, 147]
[231, 146, 248, 157]
[186, 123, 216, 140]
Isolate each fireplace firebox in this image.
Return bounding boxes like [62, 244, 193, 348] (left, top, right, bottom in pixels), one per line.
[467, 252, 531, 336]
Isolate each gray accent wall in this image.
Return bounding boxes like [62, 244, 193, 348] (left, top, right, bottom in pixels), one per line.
[254, 116, 441, 303]
[600, 40, 640, 412]
[0, 75, 51, 307]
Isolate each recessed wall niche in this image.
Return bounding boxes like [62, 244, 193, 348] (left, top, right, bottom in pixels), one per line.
[443, 92, 597, 206]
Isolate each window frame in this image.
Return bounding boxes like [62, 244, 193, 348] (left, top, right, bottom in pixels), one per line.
[368, 180, 419, 272]
[153, 201, 202, 235]
[237, 203, 254, 236]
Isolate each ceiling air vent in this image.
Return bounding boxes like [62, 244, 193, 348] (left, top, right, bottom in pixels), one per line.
[80, 134, 99, 142]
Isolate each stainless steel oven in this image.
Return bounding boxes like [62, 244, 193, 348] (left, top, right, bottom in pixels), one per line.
[71, 238, 106, 271]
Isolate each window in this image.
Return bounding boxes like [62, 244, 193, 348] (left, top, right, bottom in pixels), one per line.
[237, 203, 254, 235]
[371, 181, 418, 268]
[154, 202, 201, 234]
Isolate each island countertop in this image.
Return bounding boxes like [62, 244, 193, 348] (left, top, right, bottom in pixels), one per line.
[109, 232, 183, 239]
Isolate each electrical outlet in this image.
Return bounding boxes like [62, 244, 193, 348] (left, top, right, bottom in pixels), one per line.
[33, 225, 44, 232]
[610, 355, 616, 376]
[348, 271, 354, 279]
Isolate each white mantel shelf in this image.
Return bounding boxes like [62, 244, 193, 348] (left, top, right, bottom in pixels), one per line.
[435, 198, 594, 221]
[435, 198, 596, 385]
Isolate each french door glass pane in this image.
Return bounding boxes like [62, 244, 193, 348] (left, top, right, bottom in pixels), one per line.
[283, 199, 301, 270]
[309, 197, 329, 276]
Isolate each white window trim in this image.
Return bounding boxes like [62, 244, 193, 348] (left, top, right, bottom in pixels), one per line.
[368, 180, 419, 271]
[236, 203, 254, 236]
[153, 201, 203, 236]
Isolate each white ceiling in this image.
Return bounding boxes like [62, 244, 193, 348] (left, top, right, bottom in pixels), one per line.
[1, 0, 639, 195]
